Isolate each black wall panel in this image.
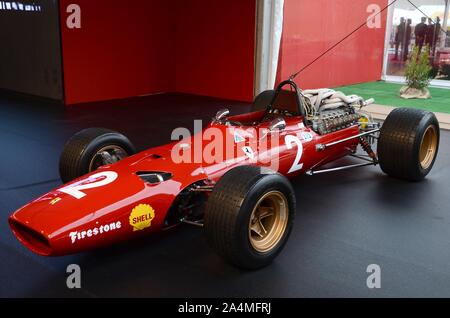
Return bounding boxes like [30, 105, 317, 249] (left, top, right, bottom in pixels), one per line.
[0, 1, 63, 101]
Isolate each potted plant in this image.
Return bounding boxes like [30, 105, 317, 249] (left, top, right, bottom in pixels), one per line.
[400, 45, 432, 99]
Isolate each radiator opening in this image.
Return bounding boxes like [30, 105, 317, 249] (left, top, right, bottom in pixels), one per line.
[9, 220, 52, 256]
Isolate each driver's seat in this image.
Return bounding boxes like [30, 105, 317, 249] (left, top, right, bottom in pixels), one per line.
[251, 89, 299, 114]
[251, 80, 305, 118]
[271, 90, 300, 116]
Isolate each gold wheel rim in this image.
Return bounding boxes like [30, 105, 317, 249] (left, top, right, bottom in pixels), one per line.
[248, 191, 288, 253]
[419, 125, 438, 170]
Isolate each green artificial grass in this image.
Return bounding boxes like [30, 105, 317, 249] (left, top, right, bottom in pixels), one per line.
[334, 81, 450, 114]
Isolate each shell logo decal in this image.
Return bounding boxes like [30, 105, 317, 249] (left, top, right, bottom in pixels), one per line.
[129, 204, 155, 231]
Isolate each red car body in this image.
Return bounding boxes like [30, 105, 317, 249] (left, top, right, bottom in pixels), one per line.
[9, 110, 360, 256]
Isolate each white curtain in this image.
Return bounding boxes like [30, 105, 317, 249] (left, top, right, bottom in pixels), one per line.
[255, 0, 285, 95]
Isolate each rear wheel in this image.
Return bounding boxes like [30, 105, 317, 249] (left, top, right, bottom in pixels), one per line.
[204, 166, 295, 269]
[59, 128, 135, 183]
[377, 108, 439, 181]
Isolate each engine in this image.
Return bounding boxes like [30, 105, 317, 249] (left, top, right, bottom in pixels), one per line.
[311, 107, 361, 135]
[302, 88, 374, 135]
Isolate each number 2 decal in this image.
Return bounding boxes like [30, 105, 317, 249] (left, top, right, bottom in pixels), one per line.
[285, 135, 304, 173]
[58, 171, 118, 199]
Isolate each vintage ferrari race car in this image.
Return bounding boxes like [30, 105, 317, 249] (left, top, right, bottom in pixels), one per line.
[9, 80, 440, 269]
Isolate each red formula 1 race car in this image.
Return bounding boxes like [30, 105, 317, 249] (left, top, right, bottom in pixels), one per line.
[9, 80, 440, 269]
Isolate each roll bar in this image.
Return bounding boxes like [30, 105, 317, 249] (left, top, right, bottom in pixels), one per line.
[268, 79, 306, 119]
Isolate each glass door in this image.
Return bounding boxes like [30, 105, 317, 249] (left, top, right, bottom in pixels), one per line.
[383, 0, 450, 86]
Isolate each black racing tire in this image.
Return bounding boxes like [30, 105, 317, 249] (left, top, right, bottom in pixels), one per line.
[204, 166, 296, 269]
[378, 108, 440, 181]
[59, 128, 136, 183]
[251, 90, 275, 112]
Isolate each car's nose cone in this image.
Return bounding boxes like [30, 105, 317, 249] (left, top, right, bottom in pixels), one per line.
[8, 168, 149, 255]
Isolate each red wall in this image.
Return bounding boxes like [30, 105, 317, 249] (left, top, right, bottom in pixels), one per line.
[60, 0, 175, 105]
[60, 0, 256, 105]
[60, 0, 382, 104]
[277, 0, 388, 89]
[174, 0, 256, 102]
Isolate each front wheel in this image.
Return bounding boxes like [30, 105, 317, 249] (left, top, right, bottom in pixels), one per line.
[377, 108, 439, 181]
[204, 166, 296, 269]
[59, 128, 136, 183]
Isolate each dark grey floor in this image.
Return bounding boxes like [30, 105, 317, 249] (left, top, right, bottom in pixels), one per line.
[1, 91, 450, 298]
